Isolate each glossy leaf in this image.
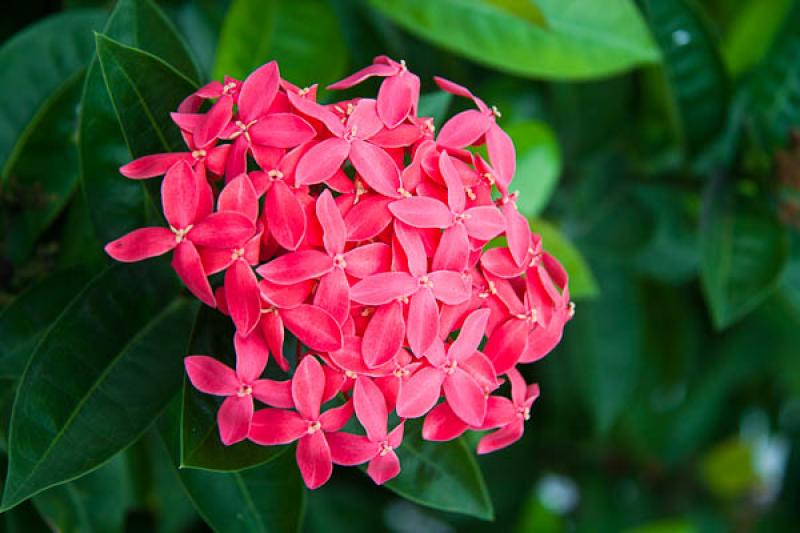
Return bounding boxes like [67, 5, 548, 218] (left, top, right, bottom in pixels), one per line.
[723, 0, 793, 76]
[746, 3, 800, 150]
[81, 0, 201, 245]
[564, 264, 642, 432]
[214, 0, 347, 87]
[0, 268, 92, 380]
[181, 307, 286, 472]
[31, 453, 131, 533]
[0, 9, 104, 182]
[509, 121, 561, 217]
[2, 78, 85, 265]
[700, 179, 789, 329]
[531, 218, 598, 299]
[369, 0, 660, 80]
[643, 0, 729, 158]
[417, 92, 452, 128]
[1, 262, 198, 511]
[383, 419, 494, 520]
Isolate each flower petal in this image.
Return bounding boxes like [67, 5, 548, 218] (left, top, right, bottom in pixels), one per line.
[463, 206, 505, 241]
[377, 74, 413, 128]
[218, 173, 259, 222]
[354, 376, 388, 441]
[105, 227, 175, 262]
[349, 139, 401, 197]
[252, 378, 293, 408]
[172, 241, 215, 307]
[407, 289, 439, 357]
[185, 355, 238, 395]
[296, 430, 333, 489]
[484, 318, 529, 374]
[161, 160, 200, 229]
[476, 421, 524, 455]
[328, 63, 395, 90]
[226, 261, 261, 336]
[443, 369, 486, 427]
[447, 308, 490, 362]
[292, 355, 325, 420]
[367, 450, 401, 485]
[233, 329, 269, 383]
[249, 113, 316, 148]
[327, 433, 376, 466]
[249, 408, 306, 445]
[314, 269, 350, 325]
[422, 402, 468, 441]
[316, 189, 347, 256]
[190, 212, 254, 248]
[350, 272, 417, 306]
[438, 151, 466, 213]
[343, 243, 391, 278]
[259, 311, 288, 371]
[296, 137, 350, 186]
[428, 270, 470, 305]
[320, 400, 354, 431]
[396, 366, 444, 419]
[363, 301, 405, 368]
[344, 195, 393, 241]
[436, 110, 490, 149]
[238, 61, 280, 122]
[389, 196, 452, 229]
[258, 279, 314, 309]
[282, 305, 344, 352]
[257, 249, 332, 285]
[217, 395, 253, 445]
[264, 180, 307, 250]
[194, 94, 233, 148]
[486, 123, 515, 188]
[120, 153, 187, 179]
[431, 225, 469, 272]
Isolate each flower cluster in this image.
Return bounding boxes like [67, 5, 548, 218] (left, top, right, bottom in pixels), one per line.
[105, 56, 573, 489]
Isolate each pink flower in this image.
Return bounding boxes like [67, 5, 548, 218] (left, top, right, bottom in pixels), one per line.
[328, 376, 404, 484]
[105, 161, 254, 306]
[105, 56, 575, 489]
[184, 331, 292, 445]
[249, 355, 352, 489]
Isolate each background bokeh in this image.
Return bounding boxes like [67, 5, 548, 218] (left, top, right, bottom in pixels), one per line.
[1, 0, 799, 532]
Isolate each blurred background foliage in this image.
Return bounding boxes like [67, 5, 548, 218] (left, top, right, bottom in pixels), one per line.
[0, 0, 799, 531]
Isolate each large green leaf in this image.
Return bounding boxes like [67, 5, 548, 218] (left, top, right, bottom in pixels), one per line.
[564, 264, 643, 432]
[0, 268, 92, 381]
[531, 218, 598, 299]
[700, 179, 789, 329]
[1, 262, 198, 510]
[181, 308, 286, 472]
[0, 10, 105, 183]
[80, 0, 201, 245]
[643, 0, 729, 158]
[161, 402, 305, 533]
[2, 78, 86, 265]
[746, 3, 800, 150]
[369, 0, 660, 80]
[722, 0, 793, 76]
[508, 121, 561, 217]
[31, 453, 131, 533]
[214, 0, 347, 87]
[383, 419, 494, 520]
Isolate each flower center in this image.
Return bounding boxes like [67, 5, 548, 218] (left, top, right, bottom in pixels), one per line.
[236, 384, 252, 397]
[515, 308, 538, 324]
[343, 125, 358, 142]
[418, 275, 433, 288]
[298, 86, 310, 96]
[171, 225, 193, 243]
[399, 59, 407, 71]
[222, 81, 237, 94]
[360, 307, 374, 317]
[344, 370, 358, 380]
[191, 149, 207, 159]
[479, 280, 497, 299]
[333, 254, 347, 269]
[397, 187, 412, 198]
[518, 406, 530, 420]
[482, 172, 495, 186]
[465, 187, 476, 201]
[443, 360, 458, 375]
[378, 441, 393, 456]
[232, 119, 257, 142]
[267, 169, 284, 181]
[307, 421, 322, 434]
[231, 247, 245, 261]
[453, 212, 470, 224]
[491, 105, 502, 118]
[261, 306, 277, 315]
[568, 301, 576, 318]
[393, 367, 410, 379]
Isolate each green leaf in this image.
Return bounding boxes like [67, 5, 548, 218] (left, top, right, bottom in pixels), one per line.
[80, 0, 201, 245]
[746, 3, 800, 150]
[643, 0, 729, 158]
[2, 77, 85, 265]
[369, 0, 660, 80]
[382, 419, 494, 520]
[160, 402, 305, 533]
[508, 121, 561, 217]
[417, 92, 452, 129]
[0, 268, 92, 380]
[214, 0, 347, 87]
[181, 308, 286, 472]
[700, 438, 758, 500]
[564, 264, 642, 431]
[31, 453, 131, 533]
[0, 9, 105, 183]
[700, 178, 789, 329]
[722, 0, 793, 76]
[1, 262, 198, 511]
[531, 218, 598, 299]
[95, 34, 198, 160]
